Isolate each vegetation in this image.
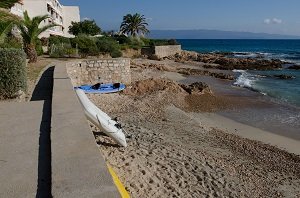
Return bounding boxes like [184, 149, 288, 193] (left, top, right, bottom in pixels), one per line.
[68, 20, 101, 36]
[0, 8, 21, 46]
[49, 35, 71, 46]
[0, 48, 27, 99]
[18, 11, 57, 63]
[95, 36, 122, 57]
[0, 0, 19, 9]
[120, 13, 149, 37]
[147, 38, 179, 46]
[49, 43, 77, 58]
[26, 59, 50, 82]
[70, 34, 98, 57]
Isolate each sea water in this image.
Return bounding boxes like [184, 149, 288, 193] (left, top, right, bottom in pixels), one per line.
[178, 39, 300, 107]
[178, 39, 300, 139]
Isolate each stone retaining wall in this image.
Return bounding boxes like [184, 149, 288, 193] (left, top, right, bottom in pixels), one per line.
[67, 58, 131, 86]
[141, 45, 181, 58]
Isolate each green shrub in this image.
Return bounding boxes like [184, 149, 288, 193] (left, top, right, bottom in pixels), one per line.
[0, 35, 22, 49]
[71, 35, 98, 57]
[49, 43, 77, 58]
[35, 39, 43, 56]
[65, 47, 78, 57]
[110, 50, 122, 58]
[148, 39, 179, 46]
[167, 39, 179, 45]
[0, 48, 27, 99]
[113, 35, 131, 44]
[140, 37, 151, 46]
[49, 43, 65, 58]
[48, 35, 70, 46]
[96, 37, 119, 53]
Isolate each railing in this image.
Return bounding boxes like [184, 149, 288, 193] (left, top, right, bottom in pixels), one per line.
[46, 0, 63, 14]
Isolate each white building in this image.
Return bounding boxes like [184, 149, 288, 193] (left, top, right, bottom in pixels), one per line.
[10, 0, 80, 38]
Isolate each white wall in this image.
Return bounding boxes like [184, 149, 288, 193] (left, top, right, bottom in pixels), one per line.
[62, 6, 80, 38]
[19, 0, 80, 38]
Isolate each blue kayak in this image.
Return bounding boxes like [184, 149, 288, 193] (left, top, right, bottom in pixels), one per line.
[75, 83, 126, 94]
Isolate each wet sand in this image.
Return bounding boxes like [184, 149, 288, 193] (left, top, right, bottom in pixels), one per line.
[70, 58, 300, 197]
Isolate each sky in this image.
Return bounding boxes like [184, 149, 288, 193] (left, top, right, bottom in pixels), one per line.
[60, 0, 300, 36]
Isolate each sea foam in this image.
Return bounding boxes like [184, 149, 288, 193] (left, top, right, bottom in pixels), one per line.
[233, 70, 256, 89]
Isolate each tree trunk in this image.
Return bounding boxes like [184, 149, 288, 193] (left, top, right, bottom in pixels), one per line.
[25, 44, 37, 63]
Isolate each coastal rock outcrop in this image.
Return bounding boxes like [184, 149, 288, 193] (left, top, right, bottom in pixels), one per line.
[288, 65, 300, 70]
[180, 82, 211, 94]
[274, 74, 295, 79]
[177, 68, 235, 80]
[169, 50, 283, 70]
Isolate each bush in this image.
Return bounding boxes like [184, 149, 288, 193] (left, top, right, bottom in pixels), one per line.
[71, 35, 98, 57]
[48, 35, 70, 46]
[140, 37, 151, 46]
[49, 43, 77, 58]
[0, 35, 22, 49]
[0, 48, 27, 99]
[49, 44, 65, 58]
[113, 35, 131, 44]
[96, 37, 119, 52]
[95, 37, 122, 57]
[110, 50, 122, 58]
[148, 39, 179, 46]
[35, 39, 43, 56]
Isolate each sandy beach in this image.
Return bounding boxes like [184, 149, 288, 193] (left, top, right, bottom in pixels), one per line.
[75, 58, 300, 197]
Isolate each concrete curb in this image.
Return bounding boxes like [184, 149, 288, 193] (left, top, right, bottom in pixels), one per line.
[51, 63, 120, 197]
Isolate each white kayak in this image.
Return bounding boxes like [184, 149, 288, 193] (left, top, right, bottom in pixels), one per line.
[75, 89, 127, 147]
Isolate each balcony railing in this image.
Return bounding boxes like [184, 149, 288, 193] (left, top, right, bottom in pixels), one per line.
[46, 0, 62, 13]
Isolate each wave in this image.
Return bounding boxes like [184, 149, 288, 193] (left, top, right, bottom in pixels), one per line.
[233, 69, 300, 107]
[233, 70, 257, 89]
[232, 70, 270, 96]
[230, 51, 300, 65]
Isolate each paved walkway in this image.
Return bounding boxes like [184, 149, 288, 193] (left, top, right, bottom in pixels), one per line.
[0, 62, 120, 197]
[0, 101, 44, 198]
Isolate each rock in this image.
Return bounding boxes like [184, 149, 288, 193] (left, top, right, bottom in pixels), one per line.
[288, 65, 300, 70]
[168, 50, 284, 70]
[211, 73, 235, 80]
[177, 68, 234, 80]
[274, 75, 295, 79]
[148, 54, 162, 61]
[180, 82, 211, 94]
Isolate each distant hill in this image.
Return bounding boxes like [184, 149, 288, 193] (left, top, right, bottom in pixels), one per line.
[148, 29, 300, 39]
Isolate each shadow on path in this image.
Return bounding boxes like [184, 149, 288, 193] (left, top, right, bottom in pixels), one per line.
[31, 66, 54, 198]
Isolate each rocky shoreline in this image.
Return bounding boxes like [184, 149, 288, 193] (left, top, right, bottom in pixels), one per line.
[167, 50, 286, 70]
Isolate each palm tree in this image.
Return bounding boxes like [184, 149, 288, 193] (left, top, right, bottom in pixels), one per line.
[120, 13, 149, 37]
[0, 0, 19, 9]
[18, 11, 57, 62]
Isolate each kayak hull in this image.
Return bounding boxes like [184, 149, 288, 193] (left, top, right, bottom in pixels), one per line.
[75, 89, 127, 147]
[75, 83, 126, 94]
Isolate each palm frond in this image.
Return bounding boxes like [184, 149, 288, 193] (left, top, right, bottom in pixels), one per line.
[0, 21, 13, 44]
[0, 0, 19, 9]
[19, 11, 58, 45]
[37, 23, 57, 36]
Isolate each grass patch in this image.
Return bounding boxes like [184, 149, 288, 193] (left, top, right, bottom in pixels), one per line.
[26, 58, 50, 82]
